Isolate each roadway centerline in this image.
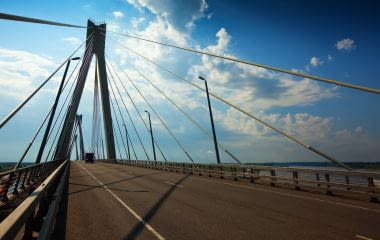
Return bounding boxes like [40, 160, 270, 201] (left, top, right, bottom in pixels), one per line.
[77, 163, 166, 240]
[164, 181, 184, 188]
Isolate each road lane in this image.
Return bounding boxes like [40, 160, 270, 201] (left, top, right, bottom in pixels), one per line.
[65, 162, 162, 240]
[66, 161, 380, 240]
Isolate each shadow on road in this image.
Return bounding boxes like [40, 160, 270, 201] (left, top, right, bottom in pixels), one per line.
[68, 172, 162, 195]
[123, 174, 190, 240]
[68, 182, 149, 195]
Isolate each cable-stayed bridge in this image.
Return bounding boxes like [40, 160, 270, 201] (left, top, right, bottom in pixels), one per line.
[0, 13, 380, 240]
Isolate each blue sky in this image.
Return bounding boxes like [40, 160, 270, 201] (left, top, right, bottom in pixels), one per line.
[0, 0, 379, 165]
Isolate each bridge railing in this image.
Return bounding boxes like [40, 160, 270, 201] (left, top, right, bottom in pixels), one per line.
[109, 160, 380, 202]
[0, 160, 69, 240]
[0, 160, 65, 206]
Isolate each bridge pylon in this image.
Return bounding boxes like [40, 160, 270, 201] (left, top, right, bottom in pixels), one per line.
[54, 20, 116, 161]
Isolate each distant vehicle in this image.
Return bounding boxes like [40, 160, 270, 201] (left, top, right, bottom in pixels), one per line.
[85, 152, 95, 163]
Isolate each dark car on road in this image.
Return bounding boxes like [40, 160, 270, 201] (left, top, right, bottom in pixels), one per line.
[85, 152, 95, 163]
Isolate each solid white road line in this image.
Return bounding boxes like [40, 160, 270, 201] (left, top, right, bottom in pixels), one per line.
[78, 163, 166, 240]
[355, 235, 373, 240]
[164, 182, 184, 188]
[192, 177, 380, 213]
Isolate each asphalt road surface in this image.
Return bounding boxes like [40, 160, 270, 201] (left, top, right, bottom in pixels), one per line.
[63, 161, 380, 240]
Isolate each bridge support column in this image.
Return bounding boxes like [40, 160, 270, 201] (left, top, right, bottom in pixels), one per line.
[93, 24, 116, 160]
[54, 20, 116, 161]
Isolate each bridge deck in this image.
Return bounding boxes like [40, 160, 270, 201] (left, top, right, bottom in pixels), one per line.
[62, 161, 380, 240]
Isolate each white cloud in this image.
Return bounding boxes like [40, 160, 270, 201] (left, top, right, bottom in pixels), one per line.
[0, 48, 56, 99]
[131, 17, 145, 29]
[108, 22, 121, 32]
[216, 109, 380, 162]
[126, 0, 208, 31]
[218, 110, 333, 141]
[62, 37, 81, 46]
[110, 0, 377, 164]
[310, 57, 323, 67]
[336, 38, 356, 52]
[188, 28, 337, 110]
[327, 54, 333, 61]
[113, 11, 124, 19]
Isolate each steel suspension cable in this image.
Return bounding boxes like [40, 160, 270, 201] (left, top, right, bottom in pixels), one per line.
[45, 37, 95, 161]
[111, 50, 241, 164]
[104, 32, 379, 94]
[13, 41, 88, 168]
[46, 36, 94, 140]
[14, 107, 53, 169]
[110, 106, 123, 160]
[14, 52, 82, 168]
[0, 12, 86, 29]
[109, 82, 131, 159]
[0, 34, 92, 130]
[45, 75, 78, 162]
[107, 38, 351, 170]
[97, 81, 137, 160]
[96, 112, 103, 159]
[108, 72, 142, 160]
[106, 63, 150, 160]
[66, 119, 79, 158]
[97, 115, 108, 160]
[41, 44, 85, 162]
[46, 69, 81, 162]
[105, 54, 193, 163]
[45, 45, 85, 141]
[53, 38, 96, 160]
[105, 57, 168, 161]
[127, 131, 138, 160]
[92, 59, 101, 152]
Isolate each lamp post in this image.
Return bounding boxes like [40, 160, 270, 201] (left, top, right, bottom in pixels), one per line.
[145, 110, 156, 161]
[35, 57, 81, 163]
[122, 124, 131, 160]
[101, 138, 105, 159]
[75, 134, 79, 160]
[199, 76, 221, 164]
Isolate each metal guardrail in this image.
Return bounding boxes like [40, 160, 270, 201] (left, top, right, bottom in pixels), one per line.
[0, 160, 65, 206]
[109, 160, 380, 202]
[0, 160, 69, 240]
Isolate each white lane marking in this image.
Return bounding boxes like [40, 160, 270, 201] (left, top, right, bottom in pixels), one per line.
[193, 178, 380, 213]
[78, 163, 166, 240]
[94, 162, 380, 213]
[355, 235, 373, 240]
[164, 182, 184, 188]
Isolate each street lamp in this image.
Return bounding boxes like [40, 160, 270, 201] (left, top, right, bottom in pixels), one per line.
[198, 76, 221, 164]
[145, 110, 156, 161]
[75, 134, 79, 160]
[101, 138, 105, 159]
[35, 56, 81, 163]
[122, 124, 131, 160]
